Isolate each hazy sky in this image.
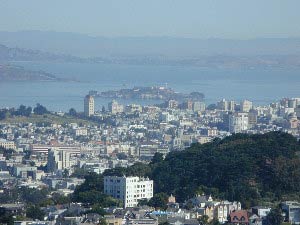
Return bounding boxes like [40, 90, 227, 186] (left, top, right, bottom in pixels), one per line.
[0, 0, 299, 38]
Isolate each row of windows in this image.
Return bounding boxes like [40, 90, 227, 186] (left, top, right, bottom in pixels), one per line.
[126, 189, 147, 193]
[126, 184, 153, 188]
[106, 179, 121, 183]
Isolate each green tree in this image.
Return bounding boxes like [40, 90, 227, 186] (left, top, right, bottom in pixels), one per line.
[138, 198, 149, 206]
[0, 214, 14, 225]
[33, 103, 48, 115]
[88, 204, 106, 216]
[26, 205, 45, 220]
[208, 219, 220, 225]
[148, 193, 169, 210]
[266, 208, 284, 225]
[15, 105, 32, 117]
[198, 215, 209, 225]
[99, 217, 108, 225]
[159, 222, 170, 225]
[63, 169, 69, 178]
[72, 173, 122, 207]
[150, 132, 300, 204]
[20, 187, 49, 205]
[150, 152, 164, 164]
[52, 193, 71, 205]
[69, 108, 77, 117]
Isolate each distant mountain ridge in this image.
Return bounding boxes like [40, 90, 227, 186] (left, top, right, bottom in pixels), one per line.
[0, 30, 300, 57]
[0, 31, 300, 69]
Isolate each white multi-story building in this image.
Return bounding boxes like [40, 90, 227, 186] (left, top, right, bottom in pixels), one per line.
[108, 100, 124, 114]
[281, 201, 300, 224]
[47, 148, 76, 172]
[217, 99, 228, 111]
[240, 100, 253, 112]
[228, 101, 235, 112]
[84, 95, 95, 117]
[216, 201, 242, 223]
[217, 99, 234, 112]
[74, 128, 88, 136]
[30, 144, 81, 155]
[104, 176, 153, 208]
[193, 101, 206, 112]
[0, 139, 16, 150]
[229, 112, 249, 133]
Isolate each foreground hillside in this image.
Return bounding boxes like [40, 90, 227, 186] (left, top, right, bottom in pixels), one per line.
[152, 132, 300, 205]
[99, 132, 300, 207]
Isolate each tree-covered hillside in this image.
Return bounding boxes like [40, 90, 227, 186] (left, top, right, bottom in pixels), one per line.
[151, 132, 300, 207]
[74, 132, 300, 208]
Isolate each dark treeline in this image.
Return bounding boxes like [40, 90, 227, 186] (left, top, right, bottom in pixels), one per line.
[150, 132, 300, 207]
[0, 103, 49, 120]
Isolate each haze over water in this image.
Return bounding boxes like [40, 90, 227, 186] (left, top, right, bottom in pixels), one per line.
[0, 61, 299, 112]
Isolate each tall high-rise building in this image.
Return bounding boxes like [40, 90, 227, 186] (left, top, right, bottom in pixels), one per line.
[288, 99, 297, 108]
[248, 111, 258, 128]
[193, 101, 206, 112]
[229, 112, 249, 133]
[228, 101, 235, 112]
[217, 99, 235, 112]
[47, 148, 73, 172]
[167, 99, 178, 109]
[217, 99, 228, 111]
[104, 176, 153, 208]
[240, 100, 253, 112]
[84, 95, 94, 117]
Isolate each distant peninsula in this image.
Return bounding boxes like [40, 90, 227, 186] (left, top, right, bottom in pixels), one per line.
[0, 64, 67, 82]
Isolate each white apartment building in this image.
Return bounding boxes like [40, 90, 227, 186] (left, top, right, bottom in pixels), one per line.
[193, 101, 206, 112]
[47, 148, 76, 172]
[0, 139, 16, 150]
[84, 95, 95, 117]
[240, 100, 253, 112]
[217, 99, 228, 111]
[74, 128, 88, 136]
[216, 201, 242, 223]
[108, 100, 124, 114]
[30, 144, 81, 155]
[104, 176, 153, 208]
[228, 101, 235, 112]
[217, 99, 235, 112]
[229, 112, 249, 133]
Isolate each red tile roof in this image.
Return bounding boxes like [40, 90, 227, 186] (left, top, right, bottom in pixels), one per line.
[229, 210, 249, 223]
